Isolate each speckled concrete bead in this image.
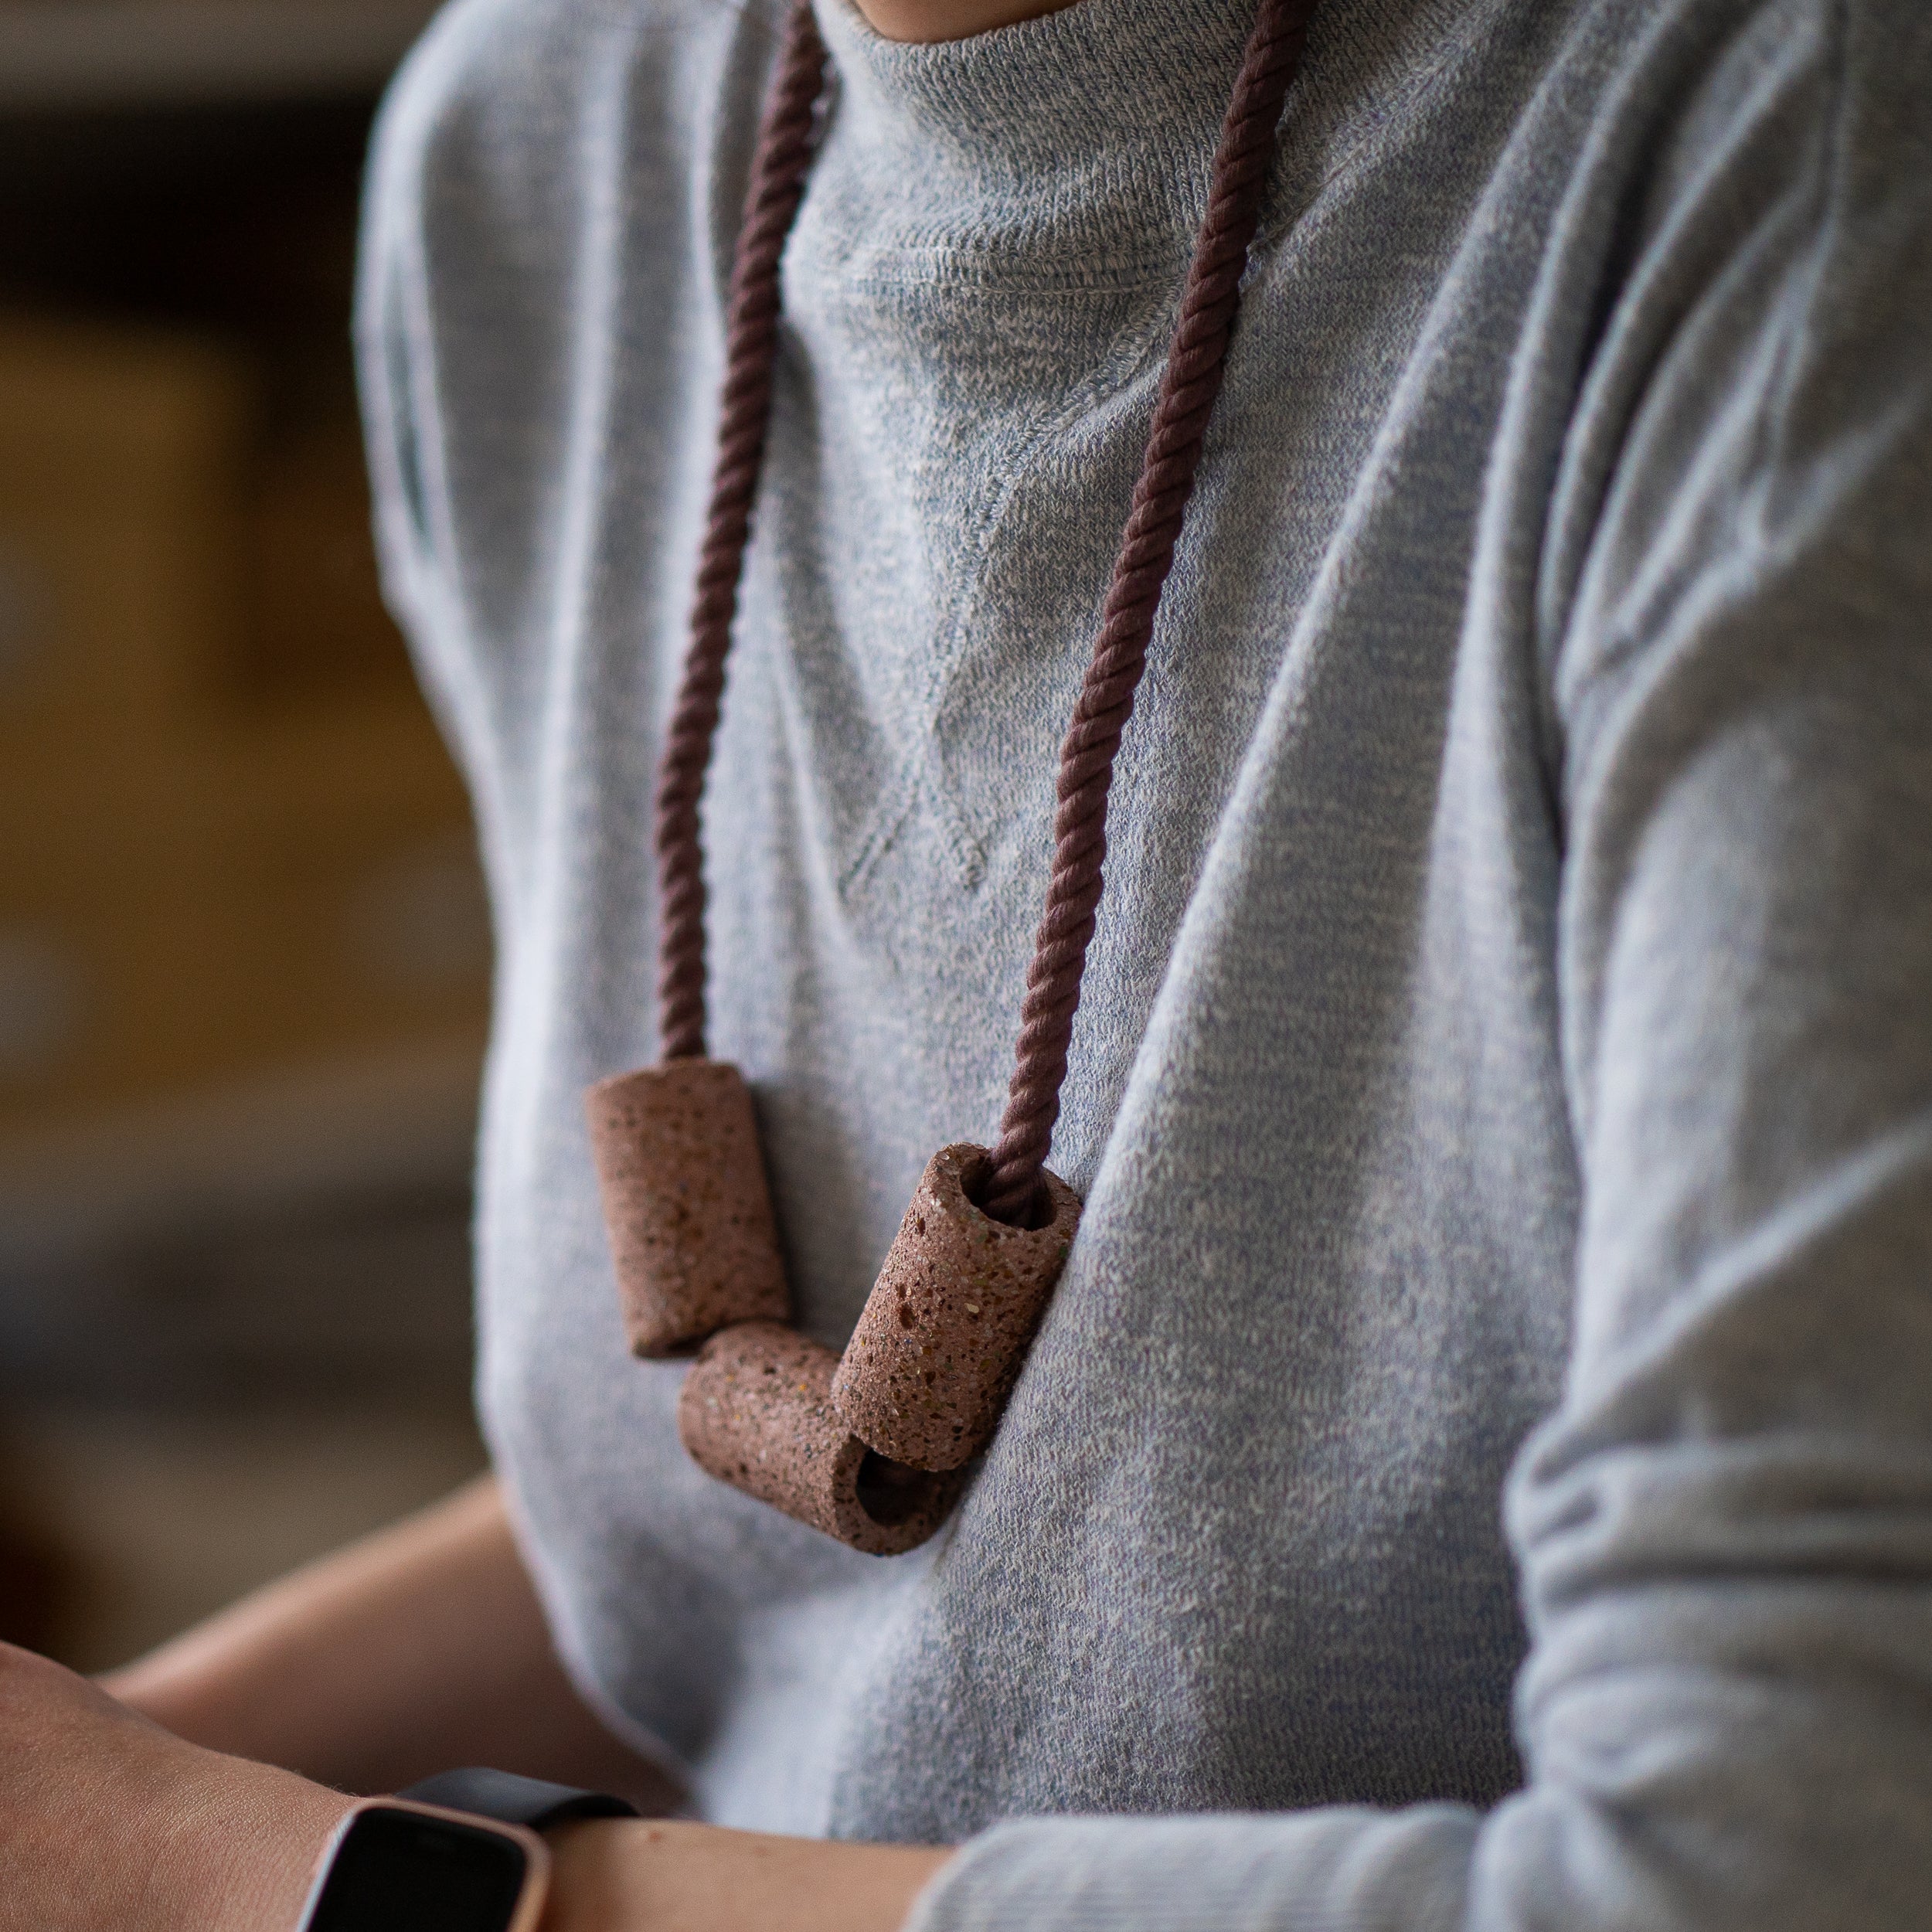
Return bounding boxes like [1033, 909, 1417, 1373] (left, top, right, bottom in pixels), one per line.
[678, 1321, 962, 1556]
[583, 1060, 790, 1359]
[831, 1144, 1080, 1472]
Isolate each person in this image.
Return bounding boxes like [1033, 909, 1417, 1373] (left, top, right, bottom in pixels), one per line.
[5, 0, 1930, 1923]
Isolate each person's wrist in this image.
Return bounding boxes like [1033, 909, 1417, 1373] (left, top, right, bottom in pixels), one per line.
[535, 1817, 954, 1932]
[142, 1753, 354, 1932]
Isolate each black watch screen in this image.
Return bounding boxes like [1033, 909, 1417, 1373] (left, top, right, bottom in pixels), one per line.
[304, 1805, 532, 1932]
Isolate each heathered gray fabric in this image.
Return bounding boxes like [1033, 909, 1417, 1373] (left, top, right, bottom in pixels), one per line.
[355, 0, 1932, 1925]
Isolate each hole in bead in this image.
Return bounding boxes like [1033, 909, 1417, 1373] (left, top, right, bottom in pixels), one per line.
[855, 1451, 940, 1527]
[960, 1154, 1053, 1232]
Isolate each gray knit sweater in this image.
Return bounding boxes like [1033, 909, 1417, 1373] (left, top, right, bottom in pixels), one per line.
[356, 0, 1932, 1925]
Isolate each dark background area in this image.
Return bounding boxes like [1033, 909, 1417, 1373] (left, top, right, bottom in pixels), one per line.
[0, 2, 491, 1671]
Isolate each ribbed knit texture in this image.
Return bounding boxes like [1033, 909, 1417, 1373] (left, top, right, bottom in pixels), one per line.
[357, 0, 1932, 1927]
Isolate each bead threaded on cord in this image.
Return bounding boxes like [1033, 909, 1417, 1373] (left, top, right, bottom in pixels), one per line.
[832, 1146, 1081, 1471]
[679, 1321, 964, 1554]
[592, 0, 1318, 1553]
[585, 1061, 791, 1357]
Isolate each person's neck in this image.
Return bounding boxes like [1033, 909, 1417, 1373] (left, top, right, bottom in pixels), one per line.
[849, 0, 1079, 43]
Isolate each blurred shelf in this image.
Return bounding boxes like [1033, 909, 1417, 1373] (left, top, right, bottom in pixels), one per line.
[5, 1396, 487, 1670]
[0, 1036, 484, 1257]
[0, 11, 495, 1426]
[0, 2, 439, 112]
[0, 1039, 487, 1406]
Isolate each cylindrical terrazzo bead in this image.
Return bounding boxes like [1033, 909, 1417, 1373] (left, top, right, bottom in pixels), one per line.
[583, 1059, 790, 1358]
[831, 1144, 1080, 1472]
[678, 1321, 962, 1556]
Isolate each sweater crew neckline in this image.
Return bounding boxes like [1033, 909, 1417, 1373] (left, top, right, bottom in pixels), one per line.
[811, 0, 1262, 273]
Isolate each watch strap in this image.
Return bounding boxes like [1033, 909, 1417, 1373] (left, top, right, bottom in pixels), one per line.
[399, 1768, 639, 1833]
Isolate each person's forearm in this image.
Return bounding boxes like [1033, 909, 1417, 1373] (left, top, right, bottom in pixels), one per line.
[5, 1634, 938, 1932]
[102, 1474, 676, 1808]
[539, 1820, 953, 1932]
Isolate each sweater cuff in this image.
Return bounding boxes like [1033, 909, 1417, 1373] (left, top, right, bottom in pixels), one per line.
[904, 1806, 1480, 1932]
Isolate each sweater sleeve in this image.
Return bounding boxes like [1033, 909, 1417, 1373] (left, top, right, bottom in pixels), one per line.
[906, 2, 1932, 1928]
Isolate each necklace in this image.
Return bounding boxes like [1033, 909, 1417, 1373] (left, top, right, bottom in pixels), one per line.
[587, 0, 1317, 1553]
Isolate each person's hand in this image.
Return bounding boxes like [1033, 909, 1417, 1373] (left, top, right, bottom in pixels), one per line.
[0, 1641, 352, 1932]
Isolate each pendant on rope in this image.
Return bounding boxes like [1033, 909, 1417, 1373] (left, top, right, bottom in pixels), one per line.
[584, 0, 1317, 1554]
[585, 1060, 790, 1358]
[679, 1321, 964, 1556]
[832, 1147, 1080, 1471]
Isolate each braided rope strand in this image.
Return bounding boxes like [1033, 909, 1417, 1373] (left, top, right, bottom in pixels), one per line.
[978, 0, 1317, 1223]
[650, 0, 1315, 1225]
[655, 0, 830, 1060]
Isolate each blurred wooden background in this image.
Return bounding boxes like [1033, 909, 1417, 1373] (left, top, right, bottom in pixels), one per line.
[0, 2, 493, 1670]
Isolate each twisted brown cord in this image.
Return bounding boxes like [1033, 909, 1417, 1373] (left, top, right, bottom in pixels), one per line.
[979, 0, 1316, 1222]
[656, 0, 830, 1060]
[654, 0, 1314, 1224]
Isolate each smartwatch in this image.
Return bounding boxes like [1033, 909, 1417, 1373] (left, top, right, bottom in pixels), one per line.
[294, 1770, 640, 1932]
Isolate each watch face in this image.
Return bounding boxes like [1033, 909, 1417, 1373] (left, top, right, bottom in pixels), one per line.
[305, 1807, 532, 1932]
